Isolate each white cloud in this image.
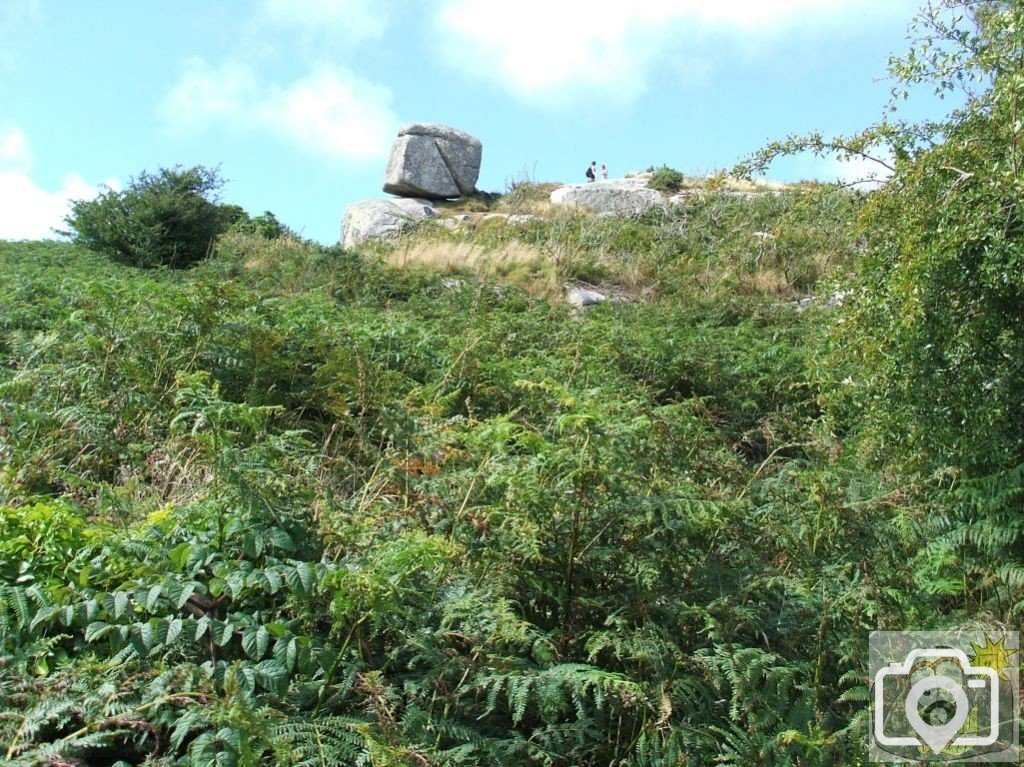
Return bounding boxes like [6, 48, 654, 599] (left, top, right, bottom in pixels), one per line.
[0, 171, 96, 240]
[162, 59, 396, 162]
[826, 150, 895, 187]
[161, 58, 260, 128]
[258, 0, 388, 44]
[256, 67, 395, 161]
[0, 126, 118, 241]
[435, 0, 914, 104]
[773, 145, 896, 188]
[0, 125, 32, 171]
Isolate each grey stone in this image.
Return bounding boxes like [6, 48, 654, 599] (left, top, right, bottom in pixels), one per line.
[566, 286, 607, 307]
[781, 289, 852, 313]
[383, 123, 482, 199]
[341, 198, 436, 248]
[550, 179, 665, 217]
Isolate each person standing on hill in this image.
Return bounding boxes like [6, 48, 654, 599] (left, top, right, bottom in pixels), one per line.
[601, 163, 608, 180]
[586, 161, 596, 183]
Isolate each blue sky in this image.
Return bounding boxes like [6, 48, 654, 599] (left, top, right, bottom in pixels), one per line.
[1, 0, 944, 244]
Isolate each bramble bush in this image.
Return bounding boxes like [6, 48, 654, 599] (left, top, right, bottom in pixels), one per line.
[63, 165, 241, 269]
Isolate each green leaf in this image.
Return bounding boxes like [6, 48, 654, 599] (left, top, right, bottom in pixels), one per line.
[145, 584, 162, 612]
[283, 636, 298, 672]
[267, 527, 295, 553]
[241, 624, 270, 660]
[295, 562, 316, 595]
[80, 599, 99, 624]
[109, 591, 129, 620]
[264, 620, 287, 638]
[242, 532, 263, 559]
[175, 582, 197, 609]
[213, 619, 234, 647]
[29, 604, 59, 631]
[131, 621, 154, 655]
[6, 587, 29, 628]
[254, 658, 288, 694]
[165, 617, 183, 645]
[261, 568, 282, 594]
[84, 621, 111, 642]
[168, 542, 192, 570]
[194, 615, 211, 641]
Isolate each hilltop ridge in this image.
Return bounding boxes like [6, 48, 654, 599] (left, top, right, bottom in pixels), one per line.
[344, 169, 859, 307]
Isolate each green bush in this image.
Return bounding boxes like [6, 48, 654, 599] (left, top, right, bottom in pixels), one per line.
[647, 165, 686, 194]
[228, 209, 293, 240]
[63, 165, 237, 269]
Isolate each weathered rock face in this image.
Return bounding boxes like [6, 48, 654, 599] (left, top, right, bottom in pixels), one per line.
[341, 198, 437, 248]
[383, 123, 482, 199]
[550, 178, 666, 217]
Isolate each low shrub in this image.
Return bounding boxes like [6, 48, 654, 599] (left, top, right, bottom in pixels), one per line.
[647, 165, 686, 194]
[63, 165, 238, 269]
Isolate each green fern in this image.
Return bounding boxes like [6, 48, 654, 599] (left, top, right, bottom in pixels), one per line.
[271, 715, 371, 767]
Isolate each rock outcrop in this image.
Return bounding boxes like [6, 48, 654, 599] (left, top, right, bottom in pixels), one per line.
[341, 198, 437, 249]
[383, 123, 482, 199]
[550, 178, 665, 217]
[341, 122, 484, 246]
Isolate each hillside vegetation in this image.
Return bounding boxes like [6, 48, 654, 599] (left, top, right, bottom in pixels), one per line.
[0, 185, 872, 766]
[3, 2, 1024, 765]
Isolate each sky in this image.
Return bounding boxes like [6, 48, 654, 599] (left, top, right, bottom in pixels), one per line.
[0, 0, 949, 245]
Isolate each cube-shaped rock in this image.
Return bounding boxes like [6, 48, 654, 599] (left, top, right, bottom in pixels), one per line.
[383, 123, 482, 199]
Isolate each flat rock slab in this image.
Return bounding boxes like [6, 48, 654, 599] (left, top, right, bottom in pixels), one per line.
[550, 179, 666, 216]
[341, 198, 437, 248]
[383, 123, 482, 199]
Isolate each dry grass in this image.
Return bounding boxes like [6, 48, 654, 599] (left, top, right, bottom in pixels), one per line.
[386, 239, 560, 298]
[432, 196, 494, 215]
[744, 268, 792, 295]
[492, 182, 563, 215]
[425, 182, 562, 222]
[218, 231, 314, 272]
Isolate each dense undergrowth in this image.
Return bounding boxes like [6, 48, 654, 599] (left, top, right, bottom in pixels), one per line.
[0, 186, 940, 766]
[5, 2, 1024, 761]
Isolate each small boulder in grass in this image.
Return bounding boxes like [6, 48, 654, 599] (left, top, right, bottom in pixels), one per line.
[566, 286, 607, 308]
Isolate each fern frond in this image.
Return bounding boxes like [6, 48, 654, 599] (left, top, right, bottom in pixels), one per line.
[271, 715, 371, 767]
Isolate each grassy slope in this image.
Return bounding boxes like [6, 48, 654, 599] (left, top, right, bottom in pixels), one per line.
[0, 190, 929, 765]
